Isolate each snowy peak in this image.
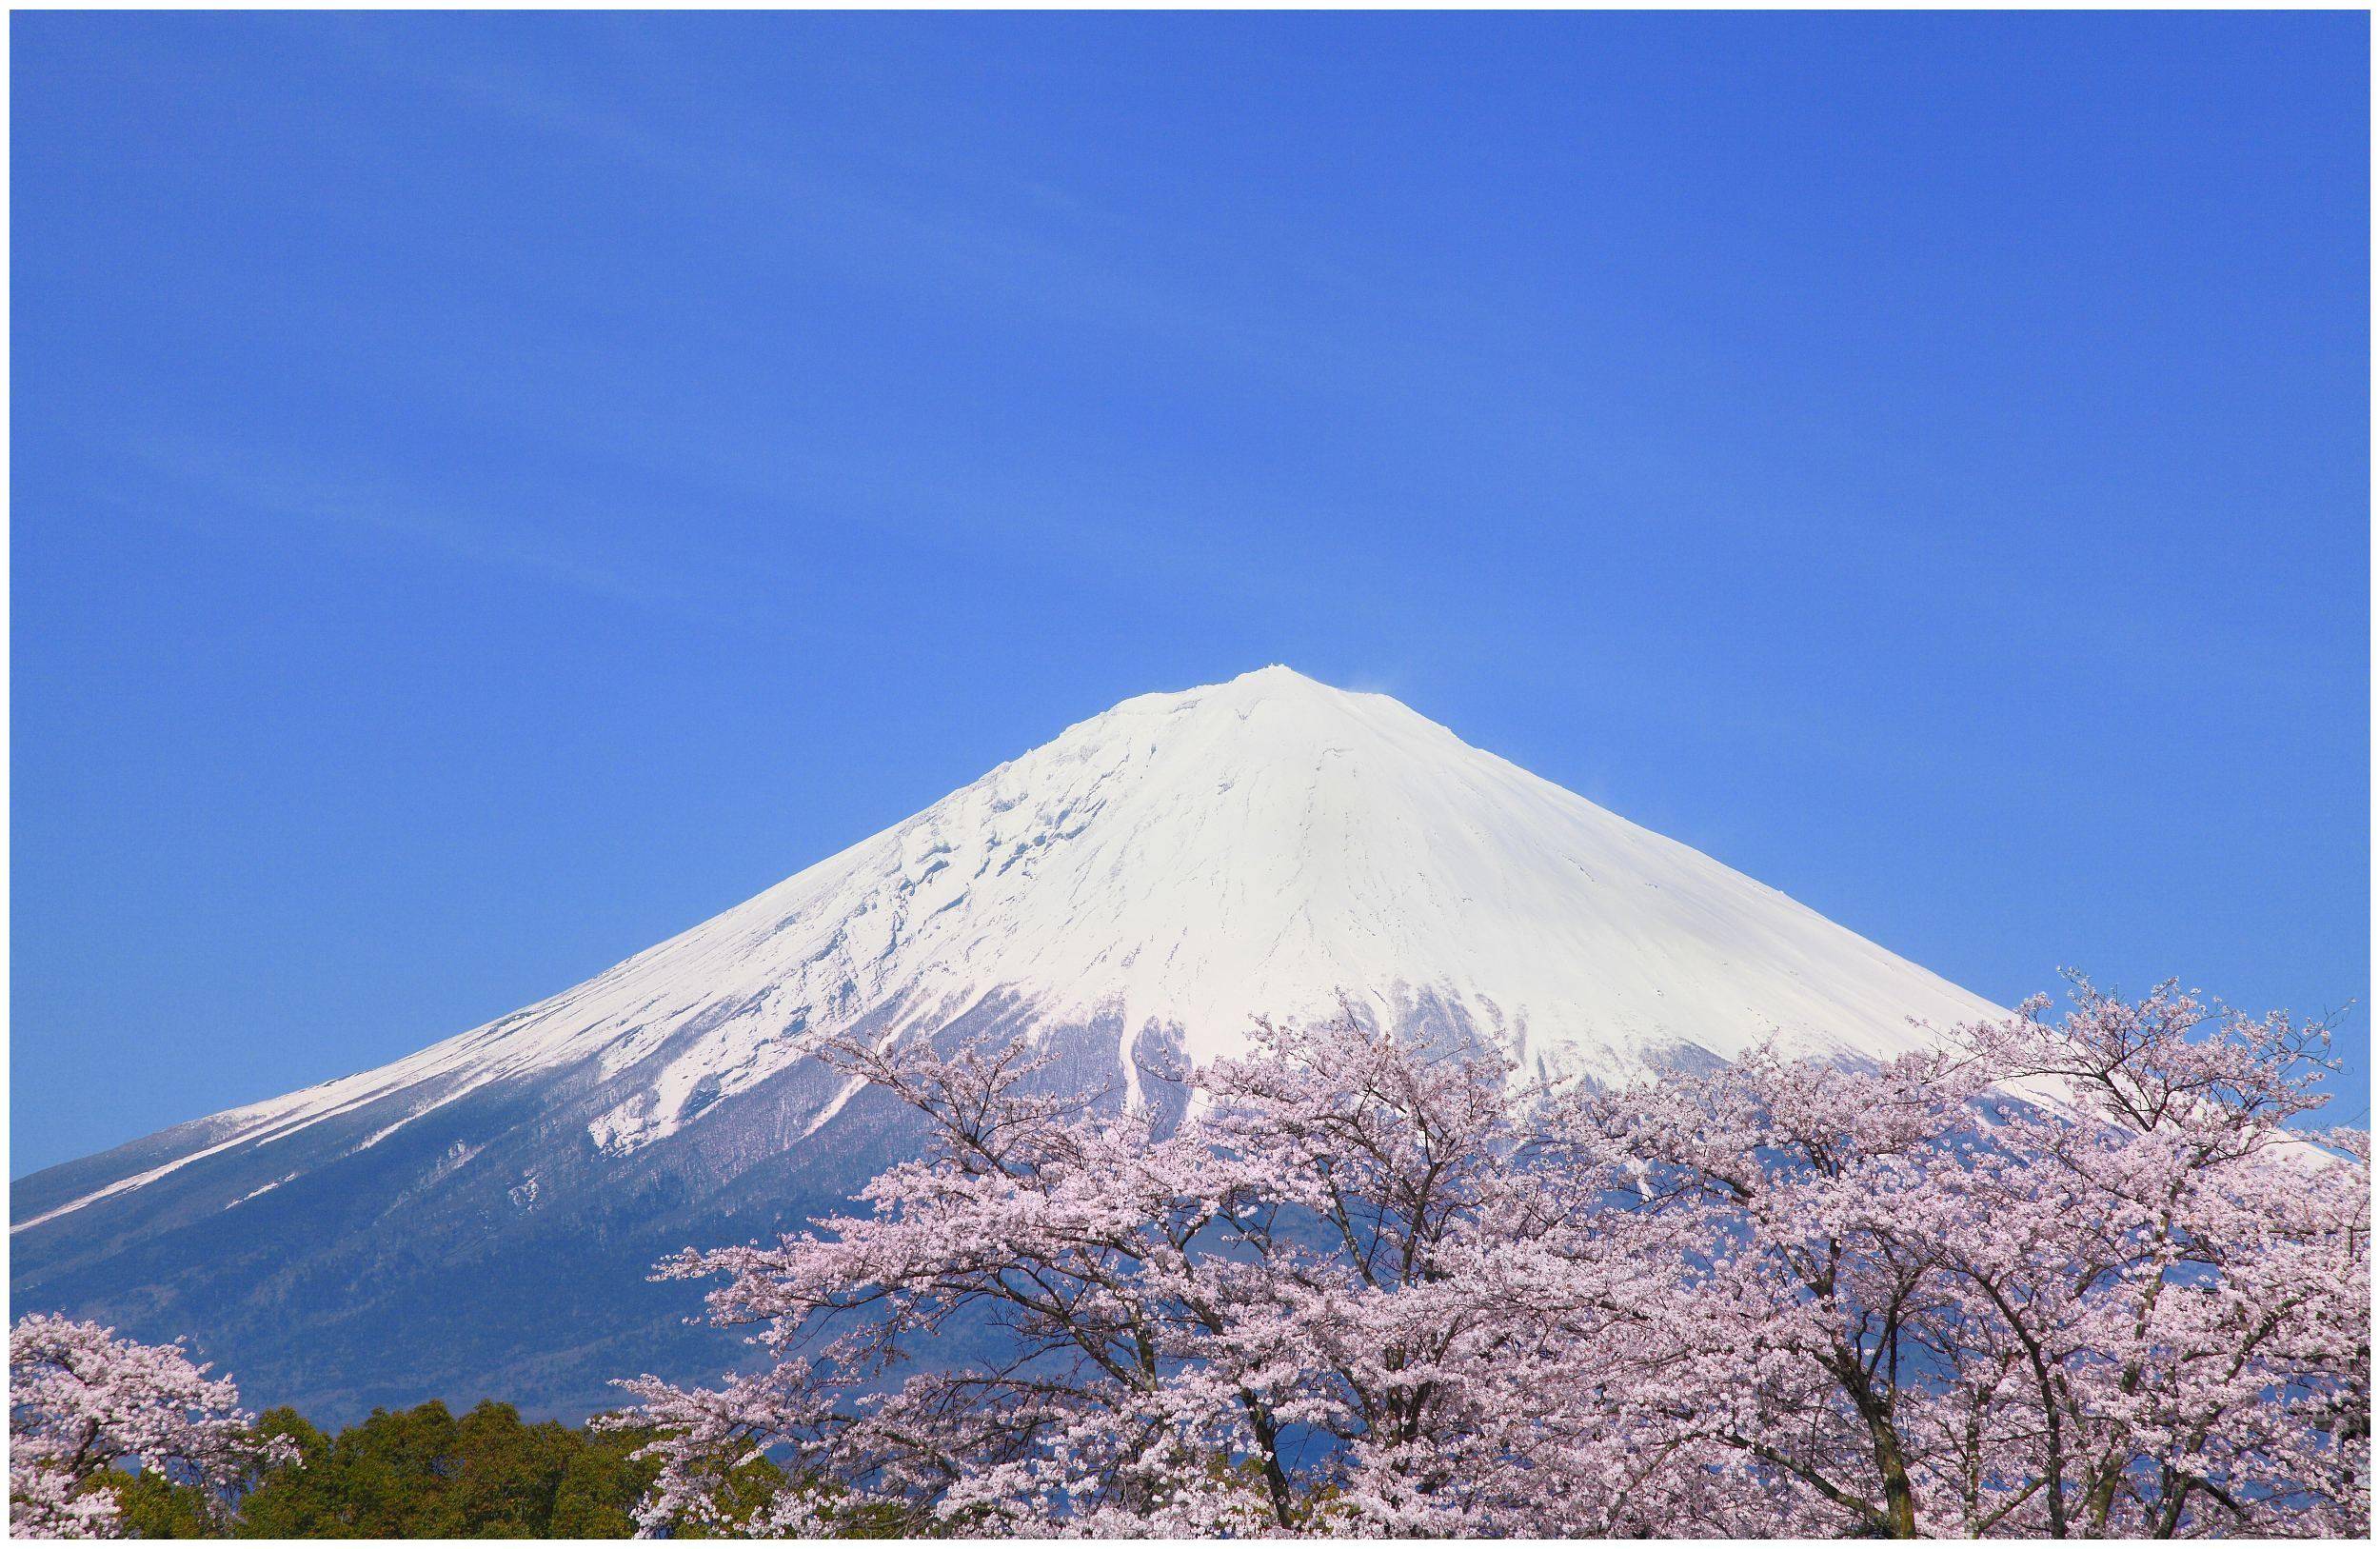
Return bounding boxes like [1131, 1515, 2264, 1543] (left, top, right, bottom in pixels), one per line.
[19, 667, 2005, 1226]
[10, 666, 2019, 1423]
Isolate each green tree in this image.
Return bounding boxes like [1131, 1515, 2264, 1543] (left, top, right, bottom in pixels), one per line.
[90, 1469, 220, 1539]
[71, 1396, 837, 1537]
[230, 1400, 658, 1539]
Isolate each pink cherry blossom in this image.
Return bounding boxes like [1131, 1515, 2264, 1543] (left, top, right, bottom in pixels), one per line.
[616, 979, 2369, 1538]
[8, 1313, 288, 1539]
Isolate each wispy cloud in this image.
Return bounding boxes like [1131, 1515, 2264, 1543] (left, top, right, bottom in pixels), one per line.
[300, 11, 1504, 388]
[118, 434, 766, 631]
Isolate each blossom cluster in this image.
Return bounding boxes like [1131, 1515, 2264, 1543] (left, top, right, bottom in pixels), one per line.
[618, 978, 2369, 1538]
[8, 1312, 288, 1538]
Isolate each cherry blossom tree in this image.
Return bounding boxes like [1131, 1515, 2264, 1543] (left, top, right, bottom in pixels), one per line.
[616, 979, 2370, 1538]
[8, 1313, 289, 1539]
[1562, 978, 2370, 1538]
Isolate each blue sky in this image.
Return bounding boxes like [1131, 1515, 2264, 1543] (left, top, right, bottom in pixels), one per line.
[10, 10, 2368, 1173]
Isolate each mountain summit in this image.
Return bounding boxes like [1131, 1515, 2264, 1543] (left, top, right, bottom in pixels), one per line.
[12, 668, 2001, 1418]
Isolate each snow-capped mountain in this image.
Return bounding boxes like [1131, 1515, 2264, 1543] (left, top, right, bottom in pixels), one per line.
[11, 667, 2002, 1420]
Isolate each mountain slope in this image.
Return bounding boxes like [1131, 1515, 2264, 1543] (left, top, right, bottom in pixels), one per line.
[11, 667, 2002, 1420]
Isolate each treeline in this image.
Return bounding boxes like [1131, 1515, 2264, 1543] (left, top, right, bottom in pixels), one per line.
[102, 1399, 775, 1539]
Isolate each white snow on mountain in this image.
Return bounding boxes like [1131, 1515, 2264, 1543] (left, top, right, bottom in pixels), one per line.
[18, 665, 2005, 1230]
